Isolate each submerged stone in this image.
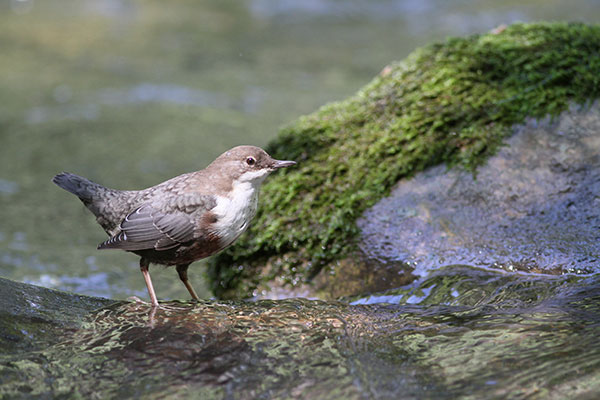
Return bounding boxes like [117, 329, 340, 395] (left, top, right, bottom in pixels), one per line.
[0, 276, 112, 354]
[1, 267, 599, 399]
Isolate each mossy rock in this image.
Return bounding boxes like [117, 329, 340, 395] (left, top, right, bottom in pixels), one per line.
[207, 22, 600, 299]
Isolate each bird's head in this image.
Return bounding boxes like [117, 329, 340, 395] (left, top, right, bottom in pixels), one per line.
[211, 145, 296, 185]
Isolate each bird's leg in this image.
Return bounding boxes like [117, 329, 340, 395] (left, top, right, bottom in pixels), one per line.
[176, 264, 200, 301]
[140, 258, 159, 307]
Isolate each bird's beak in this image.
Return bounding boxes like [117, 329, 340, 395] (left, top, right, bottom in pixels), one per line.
[271, 159, 297, 169]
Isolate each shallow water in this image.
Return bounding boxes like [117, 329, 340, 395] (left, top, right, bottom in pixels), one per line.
[1, 266, 599, 399]
[1, 0, 600, 301]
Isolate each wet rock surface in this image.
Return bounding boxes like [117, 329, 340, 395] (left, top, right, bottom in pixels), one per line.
[358, 103, 600, 278]
[1, 267, 599, 399]
[0, 277, 112, 354]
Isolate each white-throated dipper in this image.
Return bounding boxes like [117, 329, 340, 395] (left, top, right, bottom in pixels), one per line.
[53, 145, 296, 307]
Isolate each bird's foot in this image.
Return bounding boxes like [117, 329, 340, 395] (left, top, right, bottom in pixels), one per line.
[127, 296, 151, 305]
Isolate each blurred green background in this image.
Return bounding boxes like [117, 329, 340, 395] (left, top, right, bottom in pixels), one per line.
[1, 0, 599, 301]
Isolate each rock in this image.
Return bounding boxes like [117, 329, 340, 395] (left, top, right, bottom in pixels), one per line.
[0, 276, 113, 354]
[1, 267, 599, 399]
[357, 103, 600, 281]
[207, 22, 600, 299]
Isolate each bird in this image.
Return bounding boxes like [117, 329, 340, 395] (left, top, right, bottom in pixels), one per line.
[52, 145, 296, 307]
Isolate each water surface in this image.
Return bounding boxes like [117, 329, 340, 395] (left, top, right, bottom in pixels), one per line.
[1, 266, 599, 399]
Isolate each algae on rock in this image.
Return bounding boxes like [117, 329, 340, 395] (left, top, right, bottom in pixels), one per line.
[208, 22, 600, 299]
[3, 269, 600, 399]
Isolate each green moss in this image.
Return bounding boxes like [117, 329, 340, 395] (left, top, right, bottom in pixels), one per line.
[208, 22, 600, 298]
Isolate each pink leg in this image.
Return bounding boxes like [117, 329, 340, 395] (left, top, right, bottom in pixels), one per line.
[176, 264, 200, 301]
[140, 258, 159, 307]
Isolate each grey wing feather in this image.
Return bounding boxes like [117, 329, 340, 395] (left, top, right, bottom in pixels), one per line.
[153, 211, 195, 249]
[98, 194, 215, 251]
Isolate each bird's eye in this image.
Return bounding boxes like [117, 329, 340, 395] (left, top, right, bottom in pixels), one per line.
[246, 156, 256, 166]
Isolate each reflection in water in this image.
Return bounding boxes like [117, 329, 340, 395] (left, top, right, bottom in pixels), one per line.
[2, 267, 599, 399]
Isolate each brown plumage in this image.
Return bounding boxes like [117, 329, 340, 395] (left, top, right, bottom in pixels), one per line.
[53, 145, 296, 306]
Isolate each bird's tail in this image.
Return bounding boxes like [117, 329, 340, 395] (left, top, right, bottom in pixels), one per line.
[52, 172, 131, 235]
[52, 172, 107, 201]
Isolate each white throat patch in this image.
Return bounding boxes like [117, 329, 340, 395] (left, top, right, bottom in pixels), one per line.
[211, 175, 266, 247]
[238, 168, 271, 183]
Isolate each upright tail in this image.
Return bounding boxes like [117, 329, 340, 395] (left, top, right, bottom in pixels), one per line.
[52, 172, 105, 201]
[52, 172, 131, 234]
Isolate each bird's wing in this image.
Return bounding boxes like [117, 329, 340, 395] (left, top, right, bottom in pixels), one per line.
[98, 194, 216, 251]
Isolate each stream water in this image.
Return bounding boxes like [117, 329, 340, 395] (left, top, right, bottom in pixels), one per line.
[1, 266, 599, 398]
